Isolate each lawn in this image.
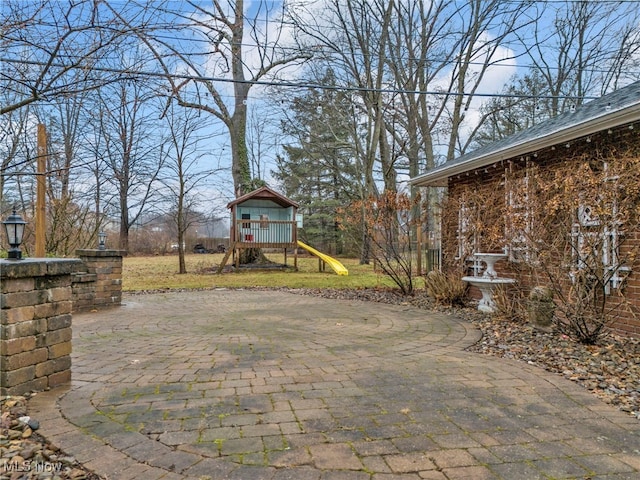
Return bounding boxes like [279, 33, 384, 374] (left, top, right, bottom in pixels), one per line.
[122, 252, 397, 291]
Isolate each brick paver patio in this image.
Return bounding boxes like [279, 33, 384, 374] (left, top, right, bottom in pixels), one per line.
[28, 289, 640, 479]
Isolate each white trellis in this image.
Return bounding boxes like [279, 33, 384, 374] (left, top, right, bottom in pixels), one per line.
[570, 170, 630, 294]
[504, 160, 535, 263]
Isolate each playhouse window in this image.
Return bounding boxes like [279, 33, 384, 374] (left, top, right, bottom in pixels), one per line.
[241, 213, 251, 229]
[260, 214, 269, 229]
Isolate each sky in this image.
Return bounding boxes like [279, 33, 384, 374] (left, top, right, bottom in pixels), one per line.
[164, 0, 525, 196]
[3, 0, 639, 222]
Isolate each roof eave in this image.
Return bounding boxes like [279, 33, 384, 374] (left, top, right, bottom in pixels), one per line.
[410, 105, 640, 188]
[226, 186, 299, 209]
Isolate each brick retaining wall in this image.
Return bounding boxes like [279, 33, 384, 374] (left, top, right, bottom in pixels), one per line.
[1, 259, 82, 395]
[72, 249, 126, 312]
[1, 251, 126, 395]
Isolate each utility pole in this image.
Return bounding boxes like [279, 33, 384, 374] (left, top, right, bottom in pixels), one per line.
[36, 124, 47, 257]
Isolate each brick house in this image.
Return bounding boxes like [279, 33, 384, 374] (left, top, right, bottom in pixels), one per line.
[410, 80, 640, 337]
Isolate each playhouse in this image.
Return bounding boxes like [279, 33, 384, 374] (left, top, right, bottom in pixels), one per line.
[216, 186, 300, 271]
[216, 186, 348, 275]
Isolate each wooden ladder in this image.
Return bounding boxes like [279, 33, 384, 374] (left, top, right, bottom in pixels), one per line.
[216, 242, 236, 274]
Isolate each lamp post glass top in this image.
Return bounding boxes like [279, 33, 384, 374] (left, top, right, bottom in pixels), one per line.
[98, 231, 106, 250]
[3, 209, 27, 260]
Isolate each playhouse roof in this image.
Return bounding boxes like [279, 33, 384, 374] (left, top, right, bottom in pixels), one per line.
[410, 80, 640, 187]
[227, 186, 299, 209]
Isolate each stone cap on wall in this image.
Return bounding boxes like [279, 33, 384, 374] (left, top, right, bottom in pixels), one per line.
[0, 258, 84, 279]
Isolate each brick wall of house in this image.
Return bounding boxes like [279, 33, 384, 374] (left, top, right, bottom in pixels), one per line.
[440, 123, 640, 337]
[0, 259, 82, 395]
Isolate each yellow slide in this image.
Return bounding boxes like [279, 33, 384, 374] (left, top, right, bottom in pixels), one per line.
[297, 241, 349, 276]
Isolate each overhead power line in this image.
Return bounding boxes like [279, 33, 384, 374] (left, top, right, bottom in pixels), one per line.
[0, 56, 599, 101]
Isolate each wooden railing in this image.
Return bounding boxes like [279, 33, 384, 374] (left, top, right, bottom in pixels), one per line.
[234, 219, 297, 246]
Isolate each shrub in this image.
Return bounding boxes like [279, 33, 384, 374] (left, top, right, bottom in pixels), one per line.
[493, 285, 527, 321]
[424, 270, 468, 306]
[338, 191, 421, 295]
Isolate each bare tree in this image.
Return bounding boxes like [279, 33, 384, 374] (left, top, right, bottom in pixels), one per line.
[0, 100, 34, 210]
[516, 0, 640, 115]
[289, 0, 395, 196]
[119, 0, 311, 198]
[247, 108, 275, 183]
[90, 73, 165, 251]
[0, 0, 140, 116]
[439, 1, 533, 160]
[286, 0, 532, 263]
[160, 101, 220, 274]
[287, 0, 398, 263]
[473, 2, 640, 146]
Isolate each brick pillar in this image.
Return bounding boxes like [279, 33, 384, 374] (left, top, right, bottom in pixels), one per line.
[1, 258, 83, 395]
[75, 249, 126, 310]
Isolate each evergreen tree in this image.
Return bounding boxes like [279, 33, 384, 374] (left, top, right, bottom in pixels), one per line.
[274, 69, 361, 254]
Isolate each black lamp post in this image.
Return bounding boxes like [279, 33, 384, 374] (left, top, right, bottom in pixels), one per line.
[3, 209, 27, 260]
[98, 231, 107, 250]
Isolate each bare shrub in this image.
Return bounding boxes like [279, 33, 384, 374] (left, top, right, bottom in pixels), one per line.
[339, 191, 421, 295]
[492, 285, 527, 322]
[424, 270, 468, 306]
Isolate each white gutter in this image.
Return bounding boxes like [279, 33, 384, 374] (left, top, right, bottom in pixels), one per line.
[410, 103, 640, 187]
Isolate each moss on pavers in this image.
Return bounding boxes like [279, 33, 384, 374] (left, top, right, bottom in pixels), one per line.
[384, 452, 437, 473]
[198, 426, 241, 442]
[38, 289, 640, 478]
[157, 430, 200, 446]
[308, 443, 363, 470]
[119, 407, 162, 421]
[262, 434, 288, 452]
[220, 437, 265, 456]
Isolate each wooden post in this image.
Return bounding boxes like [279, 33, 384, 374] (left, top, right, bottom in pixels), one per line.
[416, 226, 422, 276]
[36, 124, 47, 257]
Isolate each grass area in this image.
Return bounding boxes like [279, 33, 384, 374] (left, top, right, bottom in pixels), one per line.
[123, 252, 397, 291]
